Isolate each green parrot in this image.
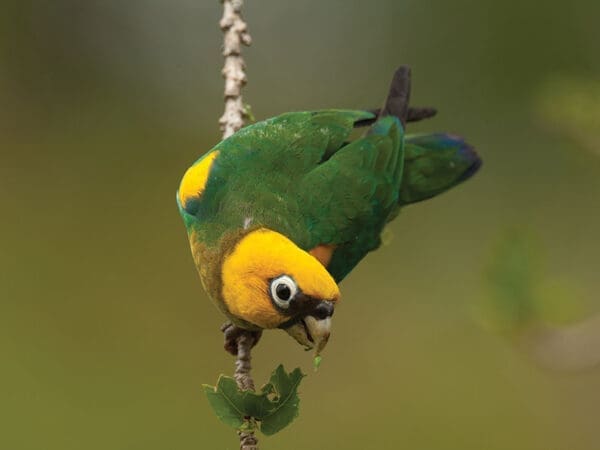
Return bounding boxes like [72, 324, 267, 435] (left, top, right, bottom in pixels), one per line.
[177, 67, 481, 356]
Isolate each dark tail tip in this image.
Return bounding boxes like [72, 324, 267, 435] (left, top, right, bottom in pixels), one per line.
[358, 66, 437, 128]
[380, 65, 412, 126]
[407, 106, 437, 122]
[456, 141, 483, 183]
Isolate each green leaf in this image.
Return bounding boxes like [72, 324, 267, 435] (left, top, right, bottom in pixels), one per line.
[482, 231, 541, 333]
[243, 103, 256, 123]
[203, 365, 305, 435]
[239, 383, 276, 420]
[259, 365, 305, 435]
[534, 75, 600, 156]
[202, 376, 245, 429]
[480, 230, 587, 335]
[532, 278, 586, 326]
[313, 355, 323, 371]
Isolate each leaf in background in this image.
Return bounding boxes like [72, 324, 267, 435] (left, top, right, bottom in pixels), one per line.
[202, 376, 246, 429]
[534, 75, 600, 155]
[532, 278, 586, 326]
[259, 365, 305, 436]
[482, 230, 542, 334]
[480, 230, 589, 336]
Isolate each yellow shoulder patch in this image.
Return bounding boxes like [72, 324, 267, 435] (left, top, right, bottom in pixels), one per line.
[178, 151, 219, 209]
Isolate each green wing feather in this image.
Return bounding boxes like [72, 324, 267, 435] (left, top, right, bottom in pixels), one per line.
[215, 110, 375, 176]
[299, 116, 405, 280]
[180, 110, 376, 246]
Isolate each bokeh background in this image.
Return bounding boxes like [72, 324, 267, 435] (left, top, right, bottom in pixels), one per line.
[2, 1, 600, 449]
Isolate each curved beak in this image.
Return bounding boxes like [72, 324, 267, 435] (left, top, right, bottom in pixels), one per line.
[283, 300, 335, 355]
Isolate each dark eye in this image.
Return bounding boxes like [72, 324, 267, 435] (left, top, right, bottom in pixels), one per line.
[276, 284, 291, 301]
[270, 275, 298, 309]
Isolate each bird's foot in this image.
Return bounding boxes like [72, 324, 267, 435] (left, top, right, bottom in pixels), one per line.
[221, 322, 262, 356]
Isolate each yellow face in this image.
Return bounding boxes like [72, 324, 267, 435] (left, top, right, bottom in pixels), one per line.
[221, 228, 340, 350]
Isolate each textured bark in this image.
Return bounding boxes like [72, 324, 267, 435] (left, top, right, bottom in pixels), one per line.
[235, 333, 259, 450]
[218, 2, 256, 447]
[219, 0, 251, 139]
[220, 322, 260, 449]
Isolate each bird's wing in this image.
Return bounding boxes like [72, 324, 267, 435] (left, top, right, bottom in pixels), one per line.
[296, 116, 404, 278]
[214, 109, 376, 176]
[178, 110, 376, 244]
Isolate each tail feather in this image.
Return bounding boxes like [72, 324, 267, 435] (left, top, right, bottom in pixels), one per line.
[399, 133, 482, 206]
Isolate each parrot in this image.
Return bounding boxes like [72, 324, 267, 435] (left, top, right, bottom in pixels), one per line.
[176, 66, 481, 357]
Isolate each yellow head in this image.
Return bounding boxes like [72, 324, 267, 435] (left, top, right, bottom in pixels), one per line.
[221, 228, 340, 352]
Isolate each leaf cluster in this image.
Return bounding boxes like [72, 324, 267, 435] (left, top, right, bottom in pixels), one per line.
[203, 365, 305, 436]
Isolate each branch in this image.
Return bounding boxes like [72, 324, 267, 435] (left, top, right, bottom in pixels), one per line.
[235, 333, 259, 450]
[219, 0, 252, 139]
[218, 3, 257, 448]
[234, 332, 256, 391]
[221, 322, 261, 450]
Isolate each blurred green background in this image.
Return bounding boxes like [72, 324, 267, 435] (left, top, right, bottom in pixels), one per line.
[2, 1, 600, 449]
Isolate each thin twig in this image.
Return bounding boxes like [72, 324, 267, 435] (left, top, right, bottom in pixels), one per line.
[234, 333, 256, 391]
[220, 323, 259, 449]
[235, 333, 259, 450]
[219, 3, 257, 448]
[219, 0, 252, 139]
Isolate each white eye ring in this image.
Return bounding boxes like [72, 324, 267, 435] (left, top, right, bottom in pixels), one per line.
[270, 275, 298, 309]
